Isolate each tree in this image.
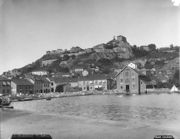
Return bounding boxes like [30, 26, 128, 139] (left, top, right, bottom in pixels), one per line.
[63, 54, 70, 61]
[148, 44, 156, 51]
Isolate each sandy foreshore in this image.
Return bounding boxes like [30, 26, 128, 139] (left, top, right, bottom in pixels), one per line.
[1, 109, 180, 139]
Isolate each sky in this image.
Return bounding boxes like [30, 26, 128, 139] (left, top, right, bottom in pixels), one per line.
[0, 0, 180, 74]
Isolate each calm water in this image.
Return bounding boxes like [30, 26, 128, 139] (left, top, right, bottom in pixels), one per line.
[12, 94, 180, 129]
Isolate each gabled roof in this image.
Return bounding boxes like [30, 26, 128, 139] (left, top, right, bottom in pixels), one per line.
[12, 78, 33, 85]
[115, 65, 141, 77]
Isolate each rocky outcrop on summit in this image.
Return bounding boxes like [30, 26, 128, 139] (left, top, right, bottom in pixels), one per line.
[91, 35, 133, 60]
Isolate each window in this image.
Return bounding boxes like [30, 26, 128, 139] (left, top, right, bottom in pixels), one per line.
[125, 71, 129, 76]
[2, 82, 6, 86]
[51, 83, 53, 86]
[125, 79, 130, 83]
[121, 86, 123, 89]
[120, 79, 123, 82]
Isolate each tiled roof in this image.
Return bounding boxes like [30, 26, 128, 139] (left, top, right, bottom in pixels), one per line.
[12, 78, 33, 85]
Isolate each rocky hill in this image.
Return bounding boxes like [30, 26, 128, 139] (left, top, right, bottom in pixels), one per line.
[4, 35, 180, 87]
[19, 35, 135, 73]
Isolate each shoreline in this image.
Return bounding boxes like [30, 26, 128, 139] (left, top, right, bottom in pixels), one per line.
[10, 89, 177, 103]
[1, 108, 180, 139]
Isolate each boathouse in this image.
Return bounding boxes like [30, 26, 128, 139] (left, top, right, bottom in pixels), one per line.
[116, 64, 150, 94]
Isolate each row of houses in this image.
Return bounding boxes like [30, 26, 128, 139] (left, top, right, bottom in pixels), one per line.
[0, 75, 111, 95]
[0, 64, 152, 95]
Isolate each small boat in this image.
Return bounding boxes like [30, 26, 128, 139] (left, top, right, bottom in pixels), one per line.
[0, 95, 11, 106]
[0, 105, 14, 109]
[18, 98, 33, 101]
[46, 97, 51, 100]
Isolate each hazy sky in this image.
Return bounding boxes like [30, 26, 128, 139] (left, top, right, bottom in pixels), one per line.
[0, 0, 180, 74]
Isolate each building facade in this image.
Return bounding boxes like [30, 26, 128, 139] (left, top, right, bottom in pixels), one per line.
[33, 78, 51, 93]
[116, 65, 149, 94]
[31, 70, 48, 76]
[78, 75, 108, 91]
[0, 77, 11, 95]
[11, 78, 34, 95]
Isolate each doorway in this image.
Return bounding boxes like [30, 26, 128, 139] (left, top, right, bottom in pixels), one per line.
[126, 85, 130, 92]
[56, 85, 64, 92]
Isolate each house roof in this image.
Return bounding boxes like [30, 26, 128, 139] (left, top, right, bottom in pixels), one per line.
[115, 65, 141, 77]
[12, 78, 33, 85]
[49, 74, 109, 84]
[36, 78, 50, 83]
[24, 76, 50, 84]
[78, 74, 109, 81]
[49, 77, 78, 84]
[0, 76, 9, 81]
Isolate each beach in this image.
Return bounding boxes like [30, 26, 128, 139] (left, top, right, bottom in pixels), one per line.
[1, 108, 180, 139]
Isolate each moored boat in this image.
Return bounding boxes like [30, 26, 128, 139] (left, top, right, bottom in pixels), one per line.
[46, 97, 52, 100]
[18, 98, 33, 101]
[0, 95, 11, 106]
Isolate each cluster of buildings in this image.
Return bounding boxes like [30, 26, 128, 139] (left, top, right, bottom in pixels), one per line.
[0, 63, 153, 96]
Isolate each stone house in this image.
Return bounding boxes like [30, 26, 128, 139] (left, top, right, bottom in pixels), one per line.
[48, 77, 79, 93]
[31, 70, 49, 76]
[49, 74, 111, 93]
[116, 65, 150, 94]
[78, 74, 109, 91]
[0, 77, 11, 95]
[31, 77, 51, 93]
[11, 78, 34, 95]
[41, 59, 57, 67]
